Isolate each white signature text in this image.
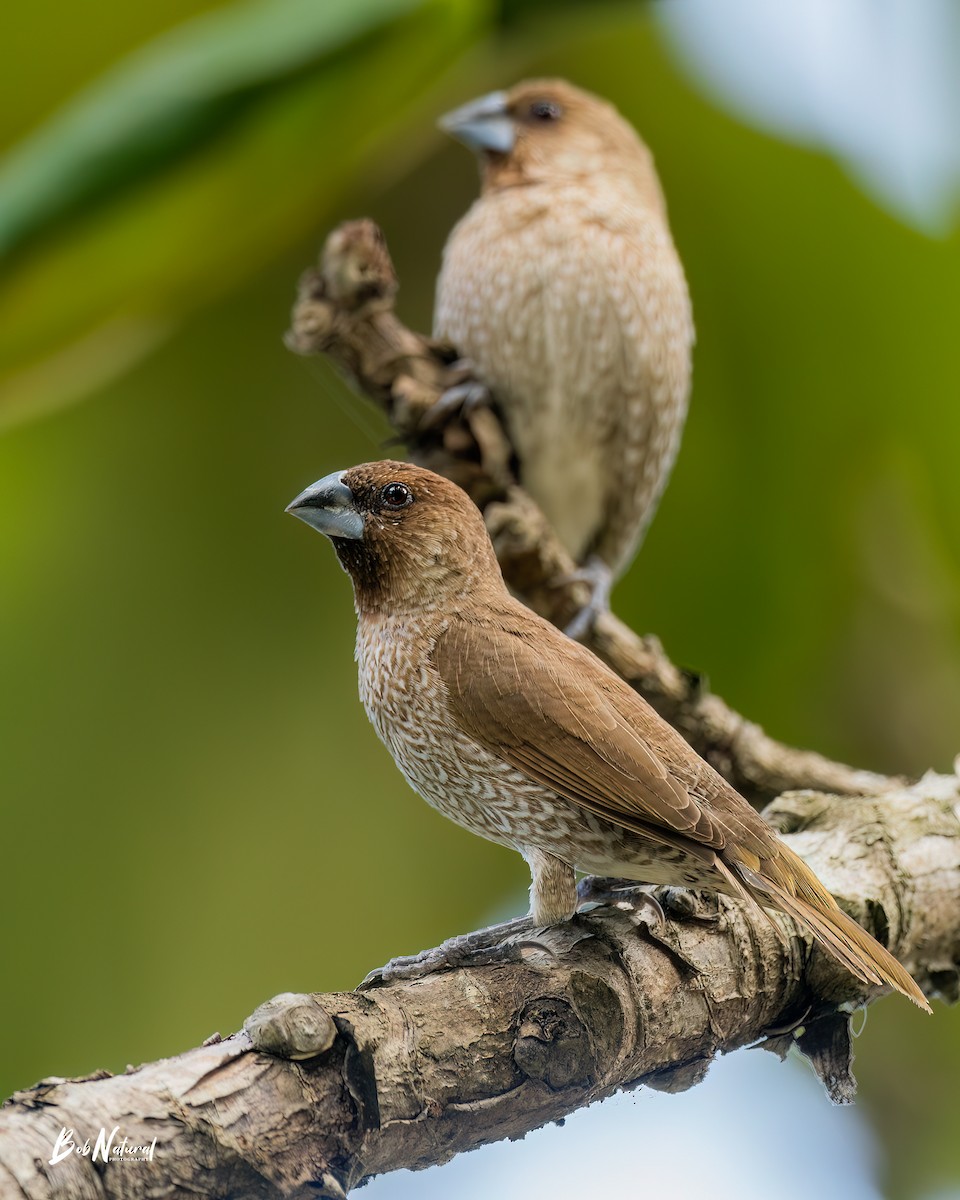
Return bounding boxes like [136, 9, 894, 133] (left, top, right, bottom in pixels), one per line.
[49, 1126, 157, 1166]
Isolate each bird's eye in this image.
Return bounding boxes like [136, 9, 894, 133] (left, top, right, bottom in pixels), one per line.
[380, 482, 414, 510]
[529, 99, 562, 122]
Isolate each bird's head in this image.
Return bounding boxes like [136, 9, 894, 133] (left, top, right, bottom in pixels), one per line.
[286, 461, 503, 615]
[439, 78, 664, 207]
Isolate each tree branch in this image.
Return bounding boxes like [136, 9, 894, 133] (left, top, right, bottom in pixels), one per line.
[3, 221, 954, 1200]
[283, 219, 889, 806]
[3, 775, 958, 1198]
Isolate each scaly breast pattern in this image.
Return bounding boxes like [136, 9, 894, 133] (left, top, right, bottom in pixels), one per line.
[435, 181, 693, 572]
[355, 614, 713, 888]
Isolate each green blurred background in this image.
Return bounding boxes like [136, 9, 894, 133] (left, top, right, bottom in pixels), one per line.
[1, 1, 958, 1195]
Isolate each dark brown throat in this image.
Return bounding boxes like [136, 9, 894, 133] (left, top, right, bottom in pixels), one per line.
[332, 537, 391, 612]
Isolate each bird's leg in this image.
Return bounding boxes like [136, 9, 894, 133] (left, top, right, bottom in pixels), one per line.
[564, 556, 614, 641]
[576, 875, 666, 927]
[524, 847, 577, 926]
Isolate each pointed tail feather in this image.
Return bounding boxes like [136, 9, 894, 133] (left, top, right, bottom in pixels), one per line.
[736, 851, 931, 1013]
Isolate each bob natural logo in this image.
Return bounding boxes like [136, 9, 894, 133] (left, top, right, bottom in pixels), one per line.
[49, 1126, 157, 1166]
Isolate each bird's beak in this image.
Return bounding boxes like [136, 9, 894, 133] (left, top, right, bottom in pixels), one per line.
[285, 472, 364, 540]
[439, 90, 515, 155]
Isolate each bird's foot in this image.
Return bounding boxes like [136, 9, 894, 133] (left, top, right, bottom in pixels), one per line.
[418, 363, 491, 432]
[652, 885, 721, 925]
[357, 913, 598, 988]
[564, 557, 613, 641]
[576, 875, 665, 927]
[358, 917, 533, 988]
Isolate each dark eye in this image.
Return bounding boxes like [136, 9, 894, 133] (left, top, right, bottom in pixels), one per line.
[529, 99, 562, 122]
[381, 482, 413, 510]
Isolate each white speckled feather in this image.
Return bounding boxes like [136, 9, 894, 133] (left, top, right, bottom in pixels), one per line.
[436, 171, 692, 571]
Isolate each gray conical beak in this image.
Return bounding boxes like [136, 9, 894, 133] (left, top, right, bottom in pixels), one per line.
[439, 90, 515, 155]
[285, 472, 364, 540]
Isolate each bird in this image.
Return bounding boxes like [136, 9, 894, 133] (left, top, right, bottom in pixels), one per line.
[434, 79, 694, 635]
[286, 460, 929, 1010]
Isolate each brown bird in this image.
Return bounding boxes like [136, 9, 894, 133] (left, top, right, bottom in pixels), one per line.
[287, 461, 929, 1010]
[435, 79, 694, 633]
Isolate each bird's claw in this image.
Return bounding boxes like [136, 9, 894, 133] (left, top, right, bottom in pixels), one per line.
[358, 919, 532, 989]
[359, 953, 436, 988]
[563, 557, 613, 641]
[653, 885, 720, 924]
[576, 875, 666, 927]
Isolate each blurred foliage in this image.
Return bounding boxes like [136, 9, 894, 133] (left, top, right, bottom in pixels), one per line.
[0, 0, 490, 426]
[0, 0, 427, 257]
[1, 2, 959, 1198]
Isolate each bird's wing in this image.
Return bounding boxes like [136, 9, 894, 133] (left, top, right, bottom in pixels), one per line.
[431, 612, 933, 1011]
[432, 612, 756, 859]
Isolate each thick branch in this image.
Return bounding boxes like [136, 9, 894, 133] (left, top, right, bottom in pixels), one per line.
[3, 775, 957, 1199]
[4, 221, 951, 1200]
[284, 219, 888, 805]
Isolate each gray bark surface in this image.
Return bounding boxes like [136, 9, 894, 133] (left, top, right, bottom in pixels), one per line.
[2, 776, 958, 1198]
[3, 222, 956, 1200]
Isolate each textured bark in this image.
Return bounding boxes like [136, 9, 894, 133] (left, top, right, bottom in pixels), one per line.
[284, 219, 888, 807]
[2, 775, 958, 1199]
[2, 221, 955, 1199]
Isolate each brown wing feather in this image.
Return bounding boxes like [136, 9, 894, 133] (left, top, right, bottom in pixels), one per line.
[432, 604, 930, 1011]
[432, 607, 778, 864]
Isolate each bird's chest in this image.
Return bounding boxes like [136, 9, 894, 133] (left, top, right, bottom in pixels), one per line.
[439, 201, 605, 408]
[355, 619, 542, 847]
[356, 624, 441, 774]
[436, 191, 668, 561]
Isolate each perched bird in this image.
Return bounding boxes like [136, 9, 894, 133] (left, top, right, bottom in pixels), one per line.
[435, 79, 694, 633]
[287, 460, 928, 1009]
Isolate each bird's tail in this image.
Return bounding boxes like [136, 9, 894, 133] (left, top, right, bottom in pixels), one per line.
[734, 846, 930, 1012]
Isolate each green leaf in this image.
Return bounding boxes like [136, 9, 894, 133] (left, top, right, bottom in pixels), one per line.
[0, 0, 491, 427]
[0, 0, 426, 259]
